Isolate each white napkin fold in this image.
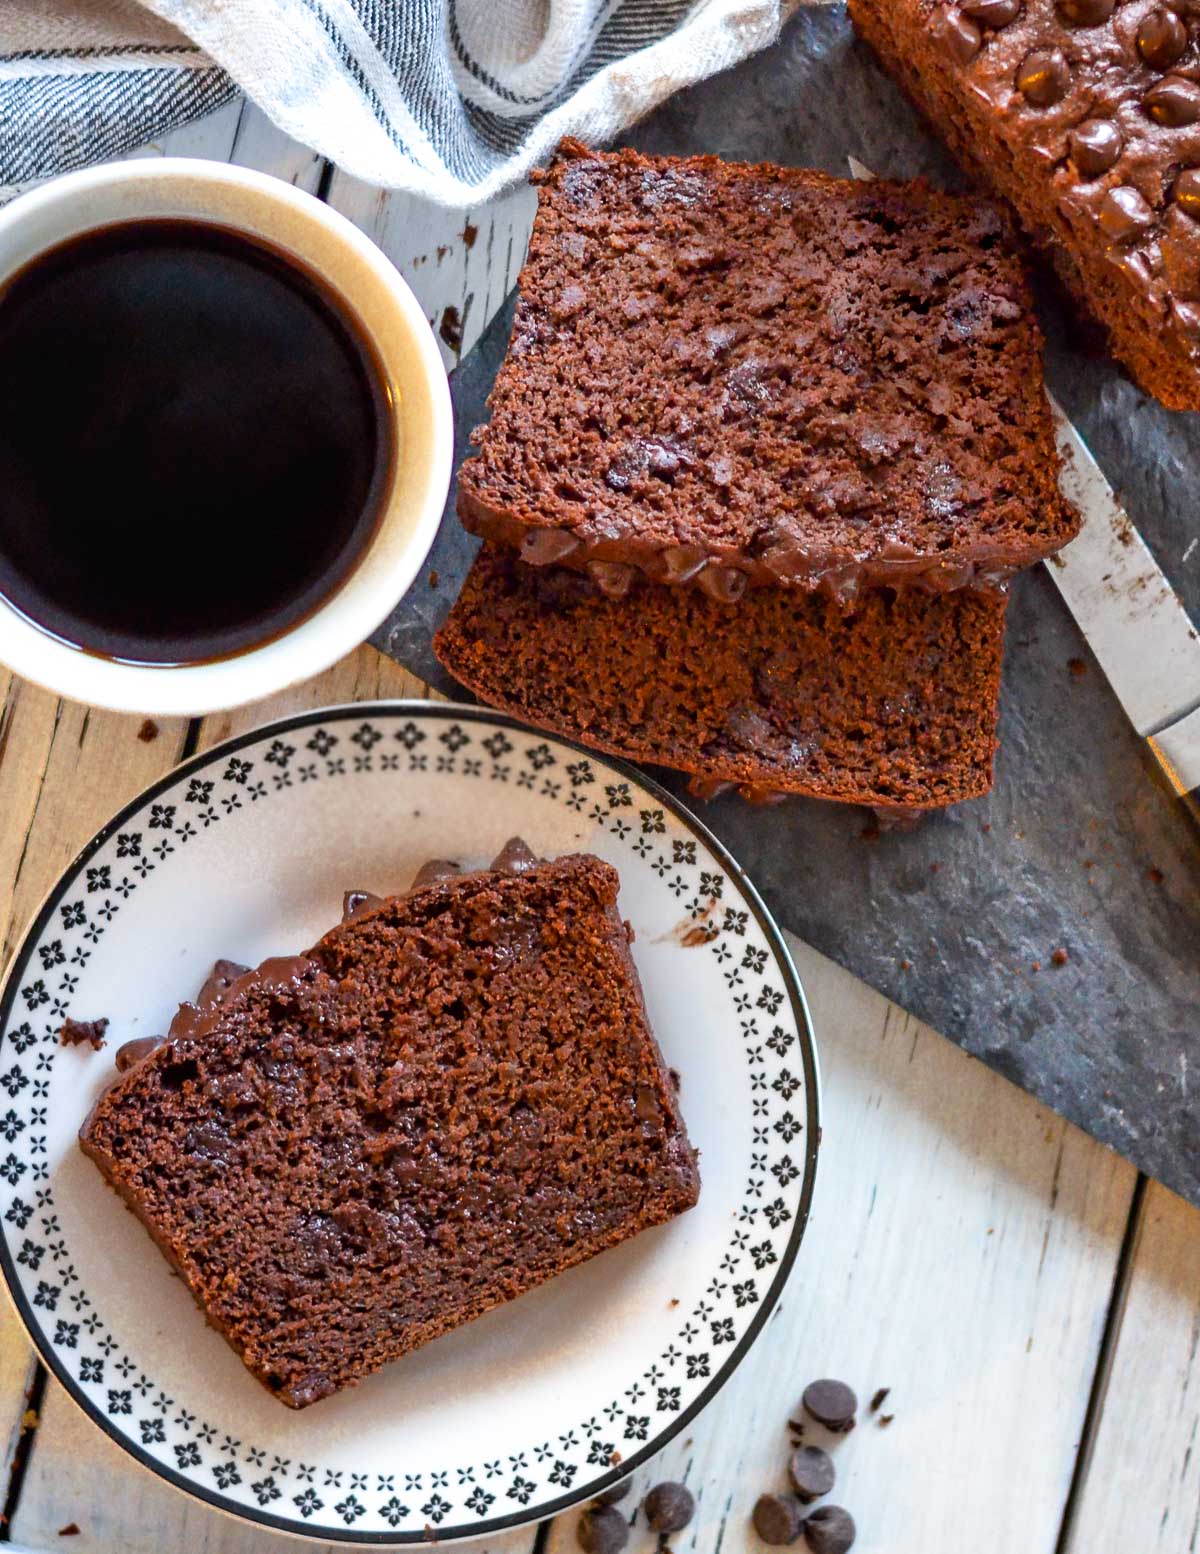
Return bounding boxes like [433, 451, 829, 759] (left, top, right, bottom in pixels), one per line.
[1, 0, 798, 205]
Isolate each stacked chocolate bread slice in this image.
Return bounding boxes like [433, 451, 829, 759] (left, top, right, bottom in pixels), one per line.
[435, 141, 1079, 813]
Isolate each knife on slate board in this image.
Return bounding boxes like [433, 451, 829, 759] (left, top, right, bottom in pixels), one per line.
[848, 157, 1200, 830]
[1049, 406, 1200, 830]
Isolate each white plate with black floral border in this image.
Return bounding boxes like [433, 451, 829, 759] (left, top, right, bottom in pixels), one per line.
[0, 701, 819, 1546]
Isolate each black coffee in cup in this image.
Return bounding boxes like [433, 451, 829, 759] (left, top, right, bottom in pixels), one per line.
[0, 221, 393, 665]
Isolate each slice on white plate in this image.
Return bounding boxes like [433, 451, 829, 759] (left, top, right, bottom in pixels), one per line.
[0, 702, 819, 1545]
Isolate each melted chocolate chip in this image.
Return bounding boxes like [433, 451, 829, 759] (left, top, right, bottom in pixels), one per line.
[410, 859, 462, 888]
[1098, 185, 1157, 242]
[961, 0, 1021, 22]
[1144, 74, 1200, 124]
[588, 561, 635, 599]
[1017, 48, 1070, 106]
[659, 543, 708, 583]
[196, 958, 250, 1008]
[490, 836, 539, 874]
[115, 1034, 166, 1072]
[1172, 297, 1200, 337]
[521, 529, 580, 566]
[1137, 8, 1189, 68]
[1175, 167, 1200, 215]
[698, 564, 748, 603]
[1069, 118, 1123, 176]
[933, 6, 983, 63]
[342, 890, 382, 920]
[1056, 0, 1114, 19]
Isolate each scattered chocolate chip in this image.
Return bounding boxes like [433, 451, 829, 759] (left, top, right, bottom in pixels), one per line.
[1098, 186, 1156, 243]
[428, 569, 439, 588]
[961, 0, 1022, 18]
[753, 1493, 807, 1545]
[1056, 0, 1114, 19]
[343, 890, 382, 920]
[1137, 7, 1188, 68]
[1017, 48, 1070, 106]
[1051, 947, 1070, 965]
[438, 304, 463, 351]
[58, 1524, 81, 1537]
[933, 6, 983, 63]
[802, 1379, 858, 1433]
[878, 1413, 895, 1428]
[59, 1016, 108, 1050]
[644, 1482, 695, 1533]
[1067, 656, 1088, 677]
[868, 1386, 891, 1414]
[462, 222, 478, 249]
[578, 1504, 629, 1554]
[1068, 119, 1123, 177]
[115, 1034, 165, 1072]
[137, 718, 158, 743]
[804, 1505, 856, 1554]
[789, 1446, 836, 1504]
[594, 1478, 633, 1507]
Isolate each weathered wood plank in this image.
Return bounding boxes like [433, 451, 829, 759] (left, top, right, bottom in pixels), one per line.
[326, 173, 537, 368]
[543, 938, 1136, 1554]
[1067, 1180, 1200, 1553]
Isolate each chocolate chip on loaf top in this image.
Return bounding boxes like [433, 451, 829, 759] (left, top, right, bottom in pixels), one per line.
[80, 845, 699, 1408]
[456, 140, 1075, 603]
[434, 545, 1007, 811]
[849, 0, 1200, 409]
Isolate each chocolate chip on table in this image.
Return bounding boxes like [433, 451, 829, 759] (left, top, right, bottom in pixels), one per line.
[753, 1493, 807, 1545]
[804, 1505, 856, 1554]
[59, 1017, 109, 1050]
[644, 1481, 695, 1533]
[577, 1504, 629, 1554]
[593, 1477, 633, 1507]
[868, 1386, 891, 1415]
[789, 1446, 836, 1504]
[802, 1379, 858, 1433]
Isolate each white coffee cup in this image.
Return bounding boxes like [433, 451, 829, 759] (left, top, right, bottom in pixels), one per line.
[0, 159, 452, 716]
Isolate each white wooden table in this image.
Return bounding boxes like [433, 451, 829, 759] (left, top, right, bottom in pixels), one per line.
[0, 100, 1197, 1554]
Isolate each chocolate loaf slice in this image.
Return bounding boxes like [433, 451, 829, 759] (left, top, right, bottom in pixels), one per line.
[457, 140, 1076, 601]
[80, 846, 699, 1408]
[434, 546, 1007, 811]
[850, 0, 1200, 411]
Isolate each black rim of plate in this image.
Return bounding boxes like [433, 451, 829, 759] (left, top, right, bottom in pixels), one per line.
[0, 700, 821, 1546]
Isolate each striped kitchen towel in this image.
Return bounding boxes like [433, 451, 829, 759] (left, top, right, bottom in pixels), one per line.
[0, 0, 798, 204]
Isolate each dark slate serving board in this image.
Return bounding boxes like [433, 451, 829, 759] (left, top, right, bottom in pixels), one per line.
[375, 5, 1200, 1203]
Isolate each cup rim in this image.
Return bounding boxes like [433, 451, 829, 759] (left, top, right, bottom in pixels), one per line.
[0, 158, 453, 717]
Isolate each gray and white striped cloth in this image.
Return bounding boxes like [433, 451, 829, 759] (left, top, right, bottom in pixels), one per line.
[0, 0, 797, 205]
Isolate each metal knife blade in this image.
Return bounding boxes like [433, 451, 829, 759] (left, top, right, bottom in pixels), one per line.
[1049, 404, 1200, 814]
[848, 154, 1200, 820]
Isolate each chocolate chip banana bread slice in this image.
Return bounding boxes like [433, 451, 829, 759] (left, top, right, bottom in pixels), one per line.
[434, 545, 1007, 811]
[849, 0, 1200, 410]
[457, 139, 1075, 601]
[80, 845, 699, 1408]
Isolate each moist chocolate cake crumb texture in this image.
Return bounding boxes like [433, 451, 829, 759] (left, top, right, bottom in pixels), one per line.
[433, 546, 1006, 811]
[80, 845, 699, 1408]
[849, 0, 1200, 411]
[456, 140, 1076, 600]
